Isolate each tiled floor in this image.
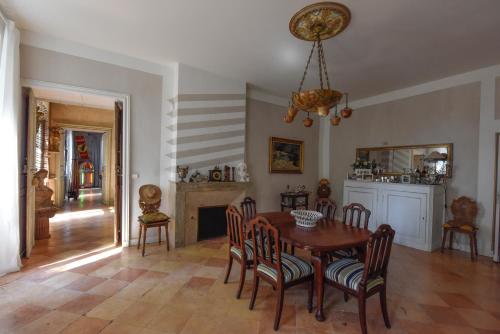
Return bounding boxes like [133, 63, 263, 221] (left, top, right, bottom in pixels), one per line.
[1, 199, 500, 333]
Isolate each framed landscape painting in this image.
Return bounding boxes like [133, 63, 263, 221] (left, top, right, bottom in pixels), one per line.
[269, 137, 304, 174]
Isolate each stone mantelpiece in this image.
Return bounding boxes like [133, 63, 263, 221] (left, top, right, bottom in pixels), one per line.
[171, 181, 253, 247]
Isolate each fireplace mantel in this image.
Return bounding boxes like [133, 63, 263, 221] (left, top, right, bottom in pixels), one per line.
[170, 181, 253, 247]
[175, 181, 252, 193]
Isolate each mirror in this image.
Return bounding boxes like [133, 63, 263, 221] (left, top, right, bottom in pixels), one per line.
[356, 143, 453, 177]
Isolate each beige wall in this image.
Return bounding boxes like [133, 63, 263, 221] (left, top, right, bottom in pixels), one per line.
[330, 82, 481, 236]
[246, 99, 319, 212]
[496, 76, 500, 120]
[21, 45, 163, 244]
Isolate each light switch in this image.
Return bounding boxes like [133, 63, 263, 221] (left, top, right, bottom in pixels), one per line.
[132, 173, 140, 179]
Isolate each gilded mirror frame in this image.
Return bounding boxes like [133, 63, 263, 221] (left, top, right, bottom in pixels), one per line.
[355, 143, 453, 177]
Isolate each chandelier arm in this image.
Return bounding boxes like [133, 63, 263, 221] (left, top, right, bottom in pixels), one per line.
[297, 41, 316, 92]
[317, 36, 324, 90]
[319, 41, 331, 90]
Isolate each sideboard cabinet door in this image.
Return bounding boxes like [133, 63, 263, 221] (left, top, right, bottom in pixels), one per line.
[380, 190, 429, 251]
[343, 186, 378, 223]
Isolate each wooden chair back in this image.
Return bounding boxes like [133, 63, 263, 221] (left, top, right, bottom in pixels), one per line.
[139, 184, 162, 214]
[241, 196, 257, 220]
[449, 196, 478, 227]
[249, 216, 282, 277]
[314, 198, 337, 220]
[226, 205, 245, 251]
[363, 224, 395, 283]
[342, 203, 371, 229]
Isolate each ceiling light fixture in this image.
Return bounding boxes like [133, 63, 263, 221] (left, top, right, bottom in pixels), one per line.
[284, 2, 353, 127]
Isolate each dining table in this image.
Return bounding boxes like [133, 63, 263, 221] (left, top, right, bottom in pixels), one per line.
[253, 211, 371, 321]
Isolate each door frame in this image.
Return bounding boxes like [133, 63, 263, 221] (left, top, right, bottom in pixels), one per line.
[21, 79, 131, 247]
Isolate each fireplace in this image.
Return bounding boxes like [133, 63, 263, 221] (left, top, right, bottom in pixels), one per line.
[197, 205, 228, 241]
[169, 181, 252, 247]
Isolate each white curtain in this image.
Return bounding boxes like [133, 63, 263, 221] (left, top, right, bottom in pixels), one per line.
[0, 20, 21, 276]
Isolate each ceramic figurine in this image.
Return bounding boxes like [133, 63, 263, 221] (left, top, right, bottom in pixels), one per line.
[236, 162, 250, 182]
[176, 165, 189, 183]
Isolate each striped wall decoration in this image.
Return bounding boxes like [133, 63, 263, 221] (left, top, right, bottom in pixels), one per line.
[164, 93, 246, 180]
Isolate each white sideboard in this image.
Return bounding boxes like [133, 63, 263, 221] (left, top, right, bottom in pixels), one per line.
[343, 180, 445, 252]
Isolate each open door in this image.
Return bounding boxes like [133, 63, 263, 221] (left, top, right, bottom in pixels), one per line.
[114, 101, 123, 245]
[24, 89, 37, 257]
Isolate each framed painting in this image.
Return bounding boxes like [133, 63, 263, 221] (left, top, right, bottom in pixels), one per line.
[269, 137, 304, 174]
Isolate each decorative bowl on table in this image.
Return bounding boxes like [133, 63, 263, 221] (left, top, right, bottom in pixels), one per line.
[291, 210, 323, 228]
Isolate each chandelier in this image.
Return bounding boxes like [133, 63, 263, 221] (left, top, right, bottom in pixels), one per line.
[284, 2, 353, 127]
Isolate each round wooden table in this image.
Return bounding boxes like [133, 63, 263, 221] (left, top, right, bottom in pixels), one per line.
[257, 212, 371, 321]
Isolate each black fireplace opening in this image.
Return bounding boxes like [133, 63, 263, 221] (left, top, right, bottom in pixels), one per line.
[197, 205, 228, 241]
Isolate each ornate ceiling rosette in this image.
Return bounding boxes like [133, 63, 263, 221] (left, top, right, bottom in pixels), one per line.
[289, 2, 351, 41]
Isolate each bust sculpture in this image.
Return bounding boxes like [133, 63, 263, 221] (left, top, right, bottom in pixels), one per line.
[32, 169, 54, 208]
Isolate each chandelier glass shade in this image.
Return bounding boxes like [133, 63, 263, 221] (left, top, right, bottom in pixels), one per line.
[285, 2, 353, 127]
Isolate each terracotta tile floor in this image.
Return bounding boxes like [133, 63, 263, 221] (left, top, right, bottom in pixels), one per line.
[1, 194, 500, 333]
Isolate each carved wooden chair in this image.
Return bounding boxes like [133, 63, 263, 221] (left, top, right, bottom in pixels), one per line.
[137, 184, 170, 256]
[331, 203, 371, 260]
[314, 198, 337, 220]
[441, 196, 479, 260]
[248, 216, 314, 331]
[324, 224, 395, 334]
[240, 196, 257, 221]
[223, 205, 254, 299]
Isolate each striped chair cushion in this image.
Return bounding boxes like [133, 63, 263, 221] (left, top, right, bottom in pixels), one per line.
[331, 247, 358, 259]
[325, 258, 384, 292]
[257, 253, 313, 283]
[230, 239, 254, 261]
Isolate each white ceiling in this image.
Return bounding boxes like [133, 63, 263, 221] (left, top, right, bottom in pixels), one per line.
[32, 86, 115, 110]
[4, 0, 500, 99]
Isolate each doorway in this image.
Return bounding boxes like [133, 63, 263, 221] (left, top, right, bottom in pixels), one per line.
[19, 81, 130, 259]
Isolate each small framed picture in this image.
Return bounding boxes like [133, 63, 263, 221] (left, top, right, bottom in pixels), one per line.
[269, 137, 304, 174]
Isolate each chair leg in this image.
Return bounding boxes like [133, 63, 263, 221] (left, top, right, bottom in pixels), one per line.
[236, 260, 246, 299]
[137, 223, 142, 250]
[380, 286, 391, 329]
[473, 233, 478, 259]
[274, 285, 285, 331]
[448, 231, 454, 250]
[165, 224, 170, 251]
[358, 295, 367, 334]
[224, 256, 233, 284]
[441, 229, 448, 253]
[142, 226, 147, 257]
[344, 292, 349, 302]
[249, 276, 260, 310]
[158, 226, 161, 245]
[307, 278, 313, 313]
[469, 234, 475, 261]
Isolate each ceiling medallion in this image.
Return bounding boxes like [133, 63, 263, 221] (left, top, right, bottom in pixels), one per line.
[285, 2, 353, 127]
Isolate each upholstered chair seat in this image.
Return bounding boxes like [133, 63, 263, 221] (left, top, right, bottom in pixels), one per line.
[331, 248, 358, 259]
[139, 212, 169, 224]
[325, 258, 384, 292]
[230, 239, 254, 261]
[256, 252, 313, 283]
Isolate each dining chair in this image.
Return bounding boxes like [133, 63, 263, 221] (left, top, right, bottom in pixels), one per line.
[314, 198, 337, 220]
[248, 216, 314, 331]
[223, 205, 254, 299]
[331, 203, 371, 260]
[137, 184, 170, 257]
[240, 196, 257, 221]
[324, 224, 395, 334]
[441, 196, 479, 260]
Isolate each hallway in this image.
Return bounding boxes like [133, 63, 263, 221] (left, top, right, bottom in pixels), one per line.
[30, 188, 115, 261]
